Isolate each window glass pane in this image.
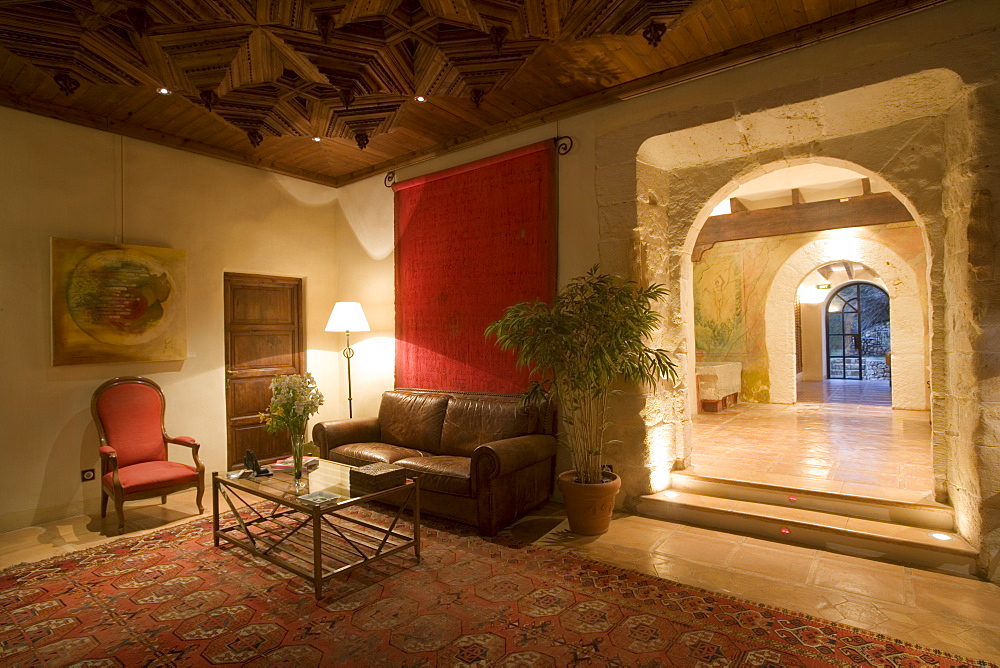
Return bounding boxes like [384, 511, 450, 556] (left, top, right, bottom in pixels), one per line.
[828, 314, 843, 334]
[843, 312, 859, 334]
[829, 336, 844, 354]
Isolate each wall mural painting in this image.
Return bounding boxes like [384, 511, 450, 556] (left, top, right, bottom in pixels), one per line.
[51, 237, 187, 365]
[694, 239, 786, 403]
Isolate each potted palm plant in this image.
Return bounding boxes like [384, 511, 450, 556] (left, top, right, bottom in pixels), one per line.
[486, 266, 677, 535]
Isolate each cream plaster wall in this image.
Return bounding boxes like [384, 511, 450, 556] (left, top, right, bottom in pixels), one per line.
[0, 107, 395, 533]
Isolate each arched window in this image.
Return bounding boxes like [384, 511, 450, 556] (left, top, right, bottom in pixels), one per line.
[826, 283, 890, 380]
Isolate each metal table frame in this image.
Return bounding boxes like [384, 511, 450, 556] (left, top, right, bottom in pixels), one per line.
[212, 466, 420, 598]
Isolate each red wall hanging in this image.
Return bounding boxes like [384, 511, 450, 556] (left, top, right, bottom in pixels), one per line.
[393, 141, 557, 393]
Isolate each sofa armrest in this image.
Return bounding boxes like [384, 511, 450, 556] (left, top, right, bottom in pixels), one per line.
[313, 418, 381, 458]
[472, 434, 557, 479]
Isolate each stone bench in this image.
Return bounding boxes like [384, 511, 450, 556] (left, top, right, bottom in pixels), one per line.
[695, 362, 742, 412]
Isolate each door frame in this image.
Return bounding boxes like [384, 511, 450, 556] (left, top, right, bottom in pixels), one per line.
[223, 272, 305, 468]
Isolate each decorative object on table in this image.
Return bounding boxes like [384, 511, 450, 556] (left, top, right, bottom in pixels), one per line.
[52, 237, 187, 365]
[259, 373, 324, 488]
[271, 455, 319, 473]
[1, 508, 983, 667]
[91, 376, 204, 533]
[486, 265, 677, 535]
[296, 490, 339, 505]
[349, 462, 407, 496]
[242, 450, 271, 477]
[325, 301, 370, 418]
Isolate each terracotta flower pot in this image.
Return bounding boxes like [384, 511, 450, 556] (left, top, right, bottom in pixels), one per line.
[557, 470, 622, 536]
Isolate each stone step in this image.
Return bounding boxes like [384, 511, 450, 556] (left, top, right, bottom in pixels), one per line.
[636, 489, 979, 576]
[670, 470, 954, 530]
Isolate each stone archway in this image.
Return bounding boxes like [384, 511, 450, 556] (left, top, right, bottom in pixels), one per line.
[765, 237, 928, 410]
[598, 69, 972, 516]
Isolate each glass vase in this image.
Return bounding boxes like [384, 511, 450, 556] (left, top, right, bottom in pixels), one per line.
[290, 432, 307, 489]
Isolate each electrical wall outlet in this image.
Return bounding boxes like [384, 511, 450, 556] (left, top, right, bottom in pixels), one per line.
[81, 469, 95, 482]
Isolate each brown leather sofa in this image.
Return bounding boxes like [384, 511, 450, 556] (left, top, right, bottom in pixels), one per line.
[312, 389, 556, 535]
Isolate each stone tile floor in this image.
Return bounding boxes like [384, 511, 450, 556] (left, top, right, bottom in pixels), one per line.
[531, 512, 1000, 663]
[691, 379, 935, 501]
[2, 492, 997, 663]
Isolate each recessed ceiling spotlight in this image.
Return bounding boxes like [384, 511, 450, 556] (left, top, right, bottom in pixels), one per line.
[414, 95, 427, 102]
[311, 136, 322, 142]
[156, 87, 171, 95]
[929, 532, 953, 541]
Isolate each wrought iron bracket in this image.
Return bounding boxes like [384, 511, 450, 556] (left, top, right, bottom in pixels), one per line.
[555, 136, 573, 155]
[384, 171, 396, 188]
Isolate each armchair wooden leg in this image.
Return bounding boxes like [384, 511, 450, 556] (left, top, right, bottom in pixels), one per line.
[114, 492, 125, 534]
[101, 488, 108, 518]
[161, 495, 167, 504]
[195, 478, 205, 514]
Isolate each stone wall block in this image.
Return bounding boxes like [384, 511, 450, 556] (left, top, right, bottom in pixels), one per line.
[597, 163, 640, 206]
[736, 99, 826, 153]
[976, 352, 1000, 402]
[598, 239, 632, 276]
[599, 201, 640, 239]
[734, 79, 824, 119]
[821, 69, 963, 138]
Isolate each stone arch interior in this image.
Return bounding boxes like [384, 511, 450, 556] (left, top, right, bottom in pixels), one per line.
[687, 165, 933, 502]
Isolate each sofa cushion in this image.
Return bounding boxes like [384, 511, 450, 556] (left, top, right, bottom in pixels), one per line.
[328, 442, 427, 468]
[394, 456, 471, 496]
[439, 396, 541, 457]
[379, 391, 449, 454]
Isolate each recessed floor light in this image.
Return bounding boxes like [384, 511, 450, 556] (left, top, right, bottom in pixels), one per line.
[156, 87, 171, 95]
[414, 95, 427, 102]
[929, 532, 953, 541]
[311, 136, 322, 142]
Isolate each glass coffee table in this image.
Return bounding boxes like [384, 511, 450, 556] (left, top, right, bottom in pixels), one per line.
[212, 459, 420, 598]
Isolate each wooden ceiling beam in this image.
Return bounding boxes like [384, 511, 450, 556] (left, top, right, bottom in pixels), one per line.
[695, 192, 914, 247]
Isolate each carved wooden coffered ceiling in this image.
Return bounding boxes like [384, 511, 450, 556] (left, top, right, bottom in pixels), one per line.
[0, 0, 948, 186]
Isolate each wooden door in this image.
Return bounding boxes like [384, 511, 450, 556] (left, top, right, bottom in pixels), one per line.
[224, 273, 304, 468]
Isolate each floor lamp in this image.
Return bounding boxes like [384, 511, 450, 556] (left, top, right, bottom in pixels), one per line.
[325, 302, 370, 418]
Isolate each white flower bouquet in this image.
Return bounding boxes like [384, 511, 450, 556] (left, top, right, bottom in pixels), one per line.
[259, 373, 324, 436]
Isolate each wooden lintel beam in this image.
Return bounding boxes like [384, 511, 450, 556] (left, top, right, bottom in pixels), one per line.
[696, 192, 913, 247]
[844, 261, 854, 278]
[791, 188, 802, 205]
[730, 197, 748, 212]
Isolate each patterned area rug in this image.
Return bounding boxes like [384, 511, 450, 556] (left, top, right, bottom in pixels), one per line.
[0, 507, 991, 667]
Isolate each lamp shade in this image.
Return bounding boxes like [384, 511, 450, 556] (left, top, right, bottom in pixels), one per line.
[325, 302, 370, 333]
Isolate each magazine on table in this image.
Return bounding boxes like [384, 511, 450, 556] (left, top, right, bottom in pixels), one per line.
[271, 456, 320, 472]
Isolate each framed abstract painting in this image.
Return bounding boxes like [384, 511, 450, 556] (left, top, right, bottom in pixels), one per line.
[51, 237, 187, 365]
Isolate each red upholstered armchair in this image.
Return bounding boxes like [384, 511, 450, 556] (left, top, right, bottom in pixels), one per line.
[91, 376, 205, 533]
